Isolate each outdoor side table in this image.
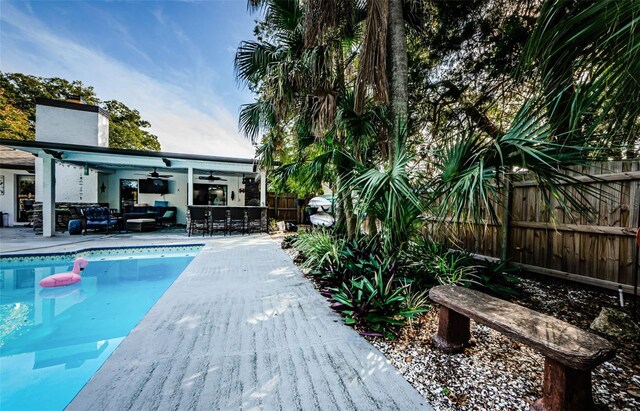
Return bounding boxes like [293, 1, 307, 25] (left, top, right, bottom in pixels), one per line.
[126, 218, 156, 232]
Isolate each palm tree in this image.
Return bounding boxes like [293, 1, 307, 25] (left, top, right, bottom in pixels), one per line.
[430, 0, 640, 227]
[521, 0, 640, 151]
[236, 0, 370, 236]
[303, 0, 421, 161]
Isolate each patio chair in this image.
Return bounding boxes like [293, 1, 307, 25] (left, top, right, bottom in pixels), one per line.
[188, 207, 209, 237]
[228, 208, 246, 235]
[81, 206, 117, 235]
[246, 208, 263, 234]
[209, 207, 227, 236]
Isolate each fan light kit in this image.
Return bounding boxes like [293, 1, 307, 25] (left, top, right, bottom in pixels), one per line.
[135, 168, 173, 179]
[198, 172, 227, 182]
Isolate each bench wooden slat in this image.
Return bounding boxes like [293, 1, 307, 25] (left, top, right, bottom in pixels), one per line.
[429, 285, 615, 370]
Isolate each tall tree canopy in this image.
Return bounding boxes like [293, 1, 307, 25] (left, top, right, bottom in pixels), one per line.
[0, 72, 161, 151]
[237, 0, 640, 236]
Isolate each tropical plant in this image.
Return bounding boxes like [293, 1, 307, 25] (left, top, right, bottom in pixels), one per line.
[331, 256, 427, 338]
[346, 123, 424, 254]
[520, 0, 640, 152]
[472, 259, 521, 299]
[402, 236, 478, 287]
[402, 283, 430, 313]
[280, 233, 297, 248]
[428, 105, 605, 228]
[292, 229, 344, 275]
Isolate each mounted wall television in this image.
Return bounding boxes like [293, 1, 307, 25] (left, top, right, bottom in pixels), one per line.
[139, 178, 169, 194]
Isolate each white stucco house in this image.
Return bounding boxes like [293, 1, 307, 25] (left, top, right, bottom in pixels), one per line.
[0, 97, 265, 236]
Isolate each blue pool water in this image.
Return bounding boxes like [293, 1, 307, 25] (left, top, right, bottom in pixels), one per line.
[0, 246, 201, 411]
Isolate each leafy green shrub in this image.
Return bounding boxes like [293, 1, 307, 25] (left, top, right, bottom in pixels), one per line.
[280, 234, 298, 249]
[292, 229, 344, 275]
[331, 256, 428, 338]
[473, 259, 521, 299]
[269, 218, 278, 233]
[402, 236, 478, 287]
[402, 283, 431, 313]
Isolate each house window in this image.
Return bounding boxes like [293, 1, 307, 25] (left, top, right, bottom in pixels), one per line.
[193, 184, 227, 206]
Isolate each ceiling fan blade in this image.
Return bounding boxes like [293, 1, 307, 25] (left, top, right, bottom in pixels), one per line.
[158, 175, 173, 178]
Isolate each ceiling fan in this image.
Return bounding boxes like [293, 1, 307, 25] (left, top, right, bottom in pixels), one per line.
[198, 172, 227, 182]
[135, 168, 173, 179]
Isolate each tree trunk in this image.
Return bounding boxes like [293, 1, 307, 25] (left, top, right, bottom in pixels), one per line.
[387, 0, 408, 160]
[367, 214, 378, 237]
[343, 190, 356, 238]
[334, 173, 346, 232]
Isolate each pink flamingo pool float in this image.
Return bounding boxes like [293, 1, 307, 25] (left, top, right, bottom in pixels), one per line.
[39, 257, 88, 288]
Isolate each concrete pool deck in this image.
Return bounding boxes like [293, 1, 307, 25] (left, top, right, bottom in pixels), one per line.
[0, 228, 431, 410]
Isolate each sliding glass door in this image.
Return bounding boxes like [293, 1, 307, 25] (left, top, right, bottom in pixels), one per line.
[120, 179, 138, 212]
[16, 175, 35, 223]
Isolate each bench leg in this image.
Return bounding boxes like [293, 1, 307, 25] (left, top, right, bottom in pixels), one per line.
[532, 357, 596, 411]
[433, 306, 471, 353]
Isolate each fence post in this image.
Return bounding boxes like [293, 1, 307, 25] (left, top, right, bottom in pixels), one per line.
[500, 178, 513, 262]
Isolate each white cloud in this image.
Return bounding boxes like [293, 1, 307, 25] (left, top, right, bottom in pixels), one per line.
[0, 3, 256, 158]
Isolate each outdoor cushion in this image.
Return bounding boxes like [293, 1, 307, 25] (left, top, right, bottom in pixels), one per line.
[127, 218, 156, 223]
[154, 200, 169, 207]
[68, 219, 82, 235]
[83, 207, 115, 226]
[162, 210, 175, 219]
[82, 206, 117, 233]
[88, 220, 111, 226]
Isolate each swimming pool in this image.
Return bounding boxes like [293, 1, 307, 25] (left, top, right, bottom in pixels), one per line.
[0, 245, 202, 411]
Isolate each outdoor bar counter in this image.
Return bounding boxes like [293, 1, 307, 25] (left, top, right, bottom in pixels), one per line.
[186, 205, 268, 234]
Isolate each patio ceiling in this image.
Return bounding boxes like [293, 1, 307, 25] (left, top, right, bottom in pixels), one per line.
[0, 138, 258, 175]
[0, 144, 35, 172]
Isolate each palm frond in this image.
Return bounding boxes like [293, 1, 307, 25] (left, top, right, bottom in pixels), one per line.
[354, 0, 389, 114]
[238, 100, 276, 143]
[520, 0, 640, 147]
[234, 41, 280, 86]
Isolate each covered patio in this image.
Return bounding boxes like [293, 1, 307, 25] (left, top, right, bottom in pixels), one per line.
[0, 139, 265, 237]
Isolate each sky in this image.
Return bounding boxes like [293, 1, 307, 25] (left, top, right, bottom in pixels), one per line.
[0, 0, 259, 158]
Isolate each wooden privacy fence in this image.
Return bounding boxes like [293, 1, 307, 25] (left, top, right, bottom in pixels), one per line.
[431, 160, 640, 293]
[266, 193, 306, 224]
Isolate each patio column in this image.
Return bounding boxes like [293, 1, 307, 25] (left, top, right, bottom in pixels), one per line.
[41, 154, 56, 237]
[260, 170, 266, 206]
[187, 167, 194, 206]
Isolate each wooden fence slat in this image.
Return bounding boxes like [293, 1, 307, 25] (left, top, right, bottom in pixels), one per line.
[511, 222, 637, 236]
[432, 161, 640, 289]
[514, 170, 640, 187]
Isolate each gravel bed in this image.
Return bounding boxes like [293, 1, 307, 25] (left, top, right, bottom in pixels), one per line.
[366, 276, 640, 411]
[279, 238, 640, 410]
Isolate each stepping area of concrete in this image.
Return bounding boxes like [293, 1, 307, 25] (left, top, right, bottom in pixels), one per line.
[62, 235, 431, 410]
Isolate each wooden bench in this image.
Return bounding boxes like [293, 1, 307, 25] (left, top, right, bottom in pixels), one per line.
[429, 285, 616, 411]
